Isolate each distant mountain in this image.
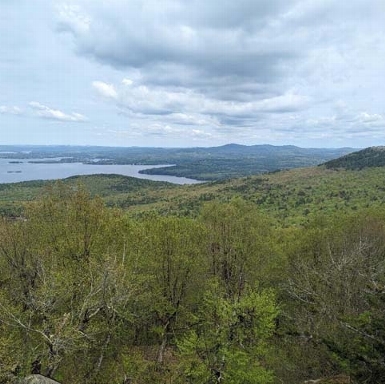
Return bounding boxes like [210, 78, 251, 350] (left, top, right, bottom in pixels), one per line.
[0, 144, 357, 181]
[140, 144, 357, 180]
[323, 146, 385, 170]
[202, 144, 355, 157]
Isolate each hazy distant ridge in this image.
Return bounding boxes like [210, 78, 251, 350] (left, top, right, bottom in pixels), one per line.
[0, 144, 357, 181]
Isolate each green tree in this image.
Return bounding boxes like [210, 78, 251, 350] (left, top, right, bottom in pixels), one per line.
[133, 216, 207, 367]
[0, 183, 138, 383]
[285, 210, 385, 383]
[200, 199, 280, 300]
[178, 283, 278, 383]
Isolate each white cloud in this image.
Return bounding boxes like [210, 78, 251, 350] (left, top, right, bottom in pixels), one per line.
[56, 4, 90, 34]
[140, 122, 213, 141]
[29, 101, 87, 122]
[165, 113, 220, 127]
[0, 105, 23, 115]
[191, 129, 213, 138]
[92, 81, 118, 99]
[98, 79, 308, 120]
[122, 78, 133, 86]
[358, 112, 383, 124]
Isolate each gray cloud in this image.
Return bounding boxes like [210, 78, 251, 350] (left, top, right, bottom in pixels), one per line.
[58, 1, 385, 128]
[56, 0, 300, 87]
[2, 0, 384, 147]
[58, 1, 383, 84]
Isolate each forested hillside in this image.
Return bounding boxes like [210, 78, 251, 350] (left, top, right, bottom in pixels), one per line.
[324, 146, 385, 170]
[1, 149, 385, 383]
[2, 163, 385, 225]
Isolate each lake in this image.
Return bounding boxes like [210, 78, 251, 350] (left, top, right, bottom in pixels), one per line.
[0, 159, 201, 185]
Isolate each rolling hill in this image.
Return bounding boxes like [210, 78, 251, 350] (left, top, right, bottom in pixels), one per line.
[0, 146, 384, 225]
[323, 146, 385, 170]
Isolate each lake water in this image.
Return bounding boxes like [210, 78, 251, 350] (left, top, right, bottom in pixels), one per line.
[0, 159, 201, 185]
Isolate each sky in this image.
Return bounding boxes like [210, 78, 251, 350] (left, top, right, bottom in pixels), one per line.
[1, 0, 385, 148]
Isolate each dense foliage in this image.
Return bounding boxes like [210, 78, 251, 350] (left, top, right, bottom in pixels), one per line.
[0, 186, 280, 383]
[1, 180, 385, 383]
[324, 146, 385, 170]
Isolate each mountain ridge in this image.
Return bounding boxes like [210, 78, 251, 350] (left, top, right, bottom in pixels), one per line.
[0, 144, 357, 181]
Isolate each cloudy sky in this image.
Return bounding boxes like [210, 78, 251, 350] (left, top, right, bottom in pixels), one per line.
[1, 0, 385, 148]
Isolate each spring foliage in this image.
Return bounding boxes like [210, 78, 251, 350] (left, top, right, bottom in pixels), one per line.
[1, 183, 385, 383]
